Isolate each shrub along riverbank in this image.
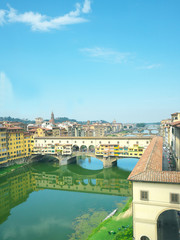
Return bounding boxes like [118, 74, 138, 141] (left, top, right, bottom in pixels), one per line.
[87, 198, 133, 240]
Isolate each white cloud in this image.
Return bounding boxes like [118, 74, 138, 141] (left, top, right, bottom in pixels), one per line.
[137, 64, 161, 70]
[0, 10, 6, 25]
[0, 1, 91, 31]
[82, 0, 91, 13]
[80, 47, 131, 64]
[0, 72, 13, 107]
[2, 217, 71, 240]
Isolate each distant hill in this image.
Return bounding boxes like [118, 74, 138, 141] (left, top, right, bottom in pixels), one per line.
[145, 122, 160, 125]
[0, 116, 108, 125]
[0, 117, 35, 124]
[54, 117, 108, 124]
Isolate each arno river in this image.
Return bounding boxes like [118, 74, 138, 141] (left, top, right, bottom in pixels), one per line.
[0, 157, 138, 240]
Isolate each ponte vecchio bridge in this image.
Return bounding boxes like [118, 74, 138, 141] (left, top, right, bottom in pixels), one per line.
[33, 136, 153, 168]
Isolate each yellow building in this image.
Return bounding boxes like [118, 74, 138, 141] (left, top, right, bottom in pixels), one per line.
[23, 132, 33, 157]
[6, 127, 25, 162]
[171, 117, 180, 170]
[0, 127, 34, 166]
[95, 144, 144, 158]
[128, 144, 144, 157]
[35, 128, 46, 137]
[0, 127, 8, 164]
[171, 112, 180, 122]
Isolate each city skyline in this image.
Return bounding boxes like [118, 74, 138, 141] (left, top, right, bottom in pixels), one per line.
[0, 0, 180, 122]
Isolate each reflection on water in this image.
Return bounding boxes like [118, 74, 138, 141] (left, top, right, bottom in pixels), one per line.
[0, 157, 136, 240]
[151, 130, 158, 134]
[117, 158, 138, 171]
[76, 156, 103, 170]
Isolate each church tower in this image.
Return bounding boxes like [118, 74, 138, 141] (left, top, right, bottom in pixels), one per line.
[50, 111, 55, 125]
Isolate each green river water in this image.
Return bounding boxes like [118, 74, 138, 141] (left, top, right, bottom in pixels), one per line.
[0, 156, 138, 240]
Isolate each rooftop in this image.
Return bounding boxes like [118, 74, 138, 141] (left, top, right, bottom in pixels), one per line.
[6, 127, 23, 130]
[128, 136, 180, 184]
[170, 120, 180, 128]
[171, 112, 180, 116]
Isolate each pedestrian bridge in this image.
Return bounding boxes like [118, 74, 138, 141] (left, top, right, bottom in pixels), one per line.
[34, 136, 152, 149]
[33, 136, 152, 167]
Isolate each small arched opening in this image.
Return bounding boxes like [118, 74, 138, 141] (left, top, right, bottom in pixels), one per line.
[140, 237, 150, 240]
[82, 179, 89, 185]
[73, 145, 80, 152]
[80, 145, 87, 152]
[88, 145, 95, 153]
[89, 179, 96, 186]
[157, 209, 180, 240]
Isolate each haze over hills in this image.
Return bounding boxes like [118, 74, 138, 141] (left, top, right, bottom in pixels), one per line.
[0, 116, 109, 125]
[0, 116, 160, 125]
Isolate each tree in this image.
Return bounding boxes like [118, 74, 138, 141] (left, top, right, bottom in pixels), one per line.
[136, 123, 145, 128]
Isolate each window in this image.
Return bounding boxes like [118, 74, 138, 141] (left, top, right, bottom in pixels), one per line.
[140, 191, 149, 201]
[170, 193, 179, 204]
[141, 237, 150, 240]
[127, 141, 129, 144]
[146, 141, 149, 144]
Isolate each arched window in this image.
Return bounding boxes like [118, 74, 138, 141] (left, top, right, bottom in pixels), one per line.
[141, 236, 150, 240]
[157, 209, 179, 240]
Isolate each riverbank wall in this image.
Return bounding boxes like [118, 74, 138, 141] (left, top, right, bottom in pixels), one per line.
[0, 155, 44, 169]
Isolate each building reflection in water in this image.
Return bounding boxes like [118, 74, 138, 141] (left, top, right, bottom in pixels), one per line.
[0, 162, 132, 224]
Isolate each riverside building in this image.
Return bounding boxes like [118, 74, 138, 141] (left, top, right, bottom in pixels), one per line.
[128, 136, 180, 240]
[95, 144, 145, 158]
[0, 127, 7, 164]
[0, 127, 33, 166]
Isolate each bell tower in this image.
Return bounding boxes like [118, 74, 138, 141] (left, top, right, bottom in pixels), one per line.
[51, 111, 55, 125]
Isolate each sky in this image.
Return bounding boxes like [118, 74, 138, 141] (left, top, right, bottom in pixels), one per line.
[0, 0, 180, 123]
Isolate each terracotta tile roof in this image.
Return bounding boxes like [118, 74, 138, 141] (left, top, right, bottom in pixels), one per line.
[128, 136, 180, 184]
[170, 121, 180, 127]
[171, 112, 180, 116]
[28, 129, 36, 132]
[7, 127, 23, 130]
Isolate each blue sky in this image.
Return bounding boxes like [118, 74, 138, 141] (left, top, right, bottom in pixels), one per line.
[0, 0, 180, 123]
